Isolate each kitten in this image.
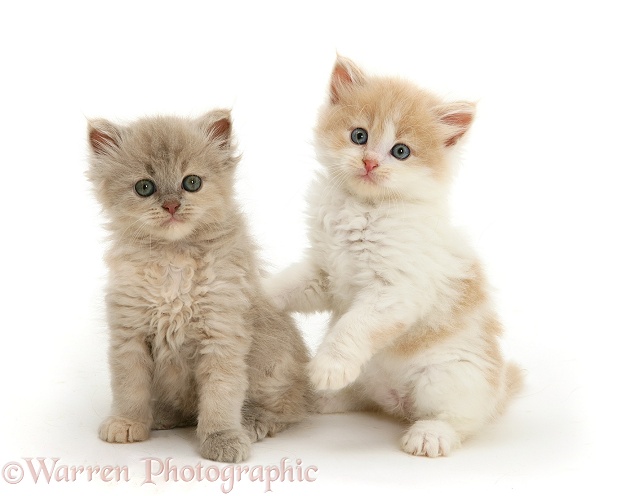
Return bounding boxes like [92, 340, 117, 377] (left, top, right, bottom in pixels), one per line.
[87, 109, 312, 463]
[265, 57, 522, 457]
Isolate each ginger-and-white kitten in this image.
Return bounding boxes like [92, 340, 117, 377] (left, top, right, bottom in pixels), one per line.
[265, 57, 522, 457]
[87, 110, 312, 463]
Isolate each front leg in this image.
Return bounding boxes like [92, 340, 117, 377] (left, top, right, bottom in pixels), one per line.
[194, 314, 253, 463]
[99, 330, 153, 443]
[309, 297, 416, 390]
[263, 259, 330, 313]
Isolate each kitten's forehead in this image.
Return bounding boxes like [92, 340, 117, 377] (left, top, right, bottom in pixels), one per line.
[133, 119, 194, 157]
[125, 118, 212, 177]
[352, 79, 440, 145]
[357, 77, 432, 111]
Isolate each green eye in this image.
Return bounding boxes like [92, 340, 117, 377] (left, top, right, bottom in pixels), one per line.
[182, 175, 202, 192]
[351, 128, 368, 145]
[391, 143, 411, 160]
[135, 179, 156, 197]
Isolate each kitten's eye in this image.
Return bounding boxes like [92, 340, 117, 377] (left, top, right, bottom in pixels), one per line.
[182, 175, 202, 192]
[135, 179, 156, 197]
[391, 144, 411, 160]
[351, 128, 368, 145]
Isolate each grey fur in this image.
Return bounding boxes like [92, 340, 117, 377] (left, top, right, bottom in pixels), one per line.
[87, 110, 312, 462]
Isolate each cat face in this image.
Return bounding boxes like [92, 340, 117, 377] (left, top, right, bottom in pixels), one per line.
[315, 57, 475, 202]
[87, 110, 238, 242]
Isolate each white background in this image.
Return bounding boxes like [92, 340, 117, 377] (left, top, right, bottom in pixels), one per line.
[1, 1, 616, 494]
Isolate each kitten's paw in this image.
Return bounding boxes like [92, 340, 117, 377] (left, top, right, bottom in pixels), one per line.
[401, 420, 460, 458]
[308, 352, 361, 391]
[200, 429, 251, 463]
[243, 416, 288, 442]
[242, 407, 288, 442]
[98, 416, 150, 443]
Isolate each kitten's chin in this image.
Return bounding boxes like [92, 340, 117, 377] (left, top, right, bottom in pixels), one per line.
[160, 222, 195, 241]
[341, 169, 445, 204]
[345, 174, 388, 201]
[144, 218, 196, 242]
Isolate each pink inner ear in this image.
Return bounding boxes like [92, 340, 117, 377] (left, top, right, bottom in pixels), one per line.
[330, 65, 354, 103]
[441, 112, 474, 127]
[208, 118, 231, 145]
[440, 111, 474, 147]
[89, 129, 117, 154]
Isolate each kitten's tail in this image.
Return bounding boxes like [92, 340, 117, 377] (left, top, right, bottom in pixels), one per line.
[496, 362, 524, 416]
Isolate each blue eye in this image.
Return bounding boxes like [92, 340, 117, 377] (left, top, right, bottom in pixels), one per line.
[182, 175, 202, 192]
[135, 179, 156, 197]
[391, 143, 411, 160]
[351, 128, 368, 145]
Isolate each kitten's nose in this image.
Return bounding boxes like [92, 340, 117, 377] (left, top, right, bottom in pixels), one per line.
[363, 159, 379, 173]
[162, 200, 180, 215]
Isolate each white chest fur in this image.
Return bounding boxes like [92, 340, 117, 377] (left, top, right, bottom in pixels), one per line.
[307, 178, 476, 318]
[314, 199, 388, 299]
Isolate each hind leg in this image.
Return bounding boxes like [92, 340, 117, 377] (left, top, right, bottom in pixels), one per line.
[243, 355, 314, 442]
[242, 401, 293, 442]
[242, 375, 313, 442]
[401, 359, 500, 457]
[244, 299, 314, 442]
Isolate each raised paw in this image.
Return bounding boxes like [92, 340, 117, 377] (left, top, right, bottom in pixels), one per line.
[401, 420, 460, 458]
[99, 416, 150, 443]
[200, 429, 251, 463]
[308, 350, 361, 391]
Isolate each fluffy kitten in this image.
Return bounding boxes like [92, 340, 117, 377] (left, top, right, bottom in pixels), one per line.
[265, 57, 522, 457]
[87, 110, 312, 463]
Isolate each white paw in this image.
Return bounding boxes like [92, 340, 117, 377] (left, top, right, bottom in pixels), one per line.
[308, 351, 361, 391]
[401, 420, 460, 458]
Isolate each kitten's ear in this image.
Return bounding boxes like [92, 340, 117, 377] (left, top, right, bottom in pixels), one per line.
[88, 119, 122, 155]
[196, 109, 232, 148]
[330, 55, 366, 104]
[433, 102, 476, 147]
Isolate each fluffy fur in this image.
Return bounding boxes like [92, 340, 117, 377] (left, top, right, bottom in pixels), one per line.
[87, 110, 312, 463]
[264, 57, 522, 457]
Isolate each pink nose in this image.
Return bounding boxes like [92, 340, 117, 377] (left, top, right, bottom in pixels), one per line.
[163, 200, 180, 215]
[363, 159, 379, 173]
